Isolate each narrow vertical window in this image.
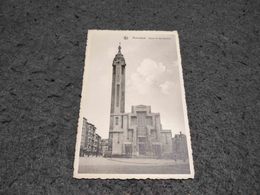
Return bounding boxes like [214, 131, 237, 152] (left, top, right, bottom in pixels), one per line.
[115, 117, 118, 125]
[116, 84, 120, 106]
[116, 67, 120, 81]
[121, 116, 123, 128]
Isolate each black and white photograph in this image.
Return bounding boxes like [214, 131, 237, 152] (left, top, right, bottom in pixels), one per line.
[73, 30, 194, 179]
[2, 0, 258, 193]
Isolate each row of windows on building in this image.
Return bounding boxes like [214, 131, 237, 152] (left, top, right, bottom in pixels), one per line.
[114, 115, 154, 126]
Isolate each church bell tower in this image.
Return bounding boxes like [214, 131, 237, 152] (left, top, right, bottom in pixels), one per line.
[110, 43, 126, 115]
[108, 43, 126, 155]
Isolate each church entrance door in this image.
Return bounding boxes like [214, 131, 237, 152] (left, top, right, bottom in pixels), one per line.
[152, 145, 162, 158]
[125, 145, 132, 157]
[139, 143, 146, 155]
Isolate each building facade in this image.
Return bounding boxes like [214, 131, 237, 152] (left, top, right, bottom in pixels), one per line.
[108, 45, 174, 158]
[93, 134, 102, 156]
[172, 132, 189, 161]
[160, 130, 173, 159]
[101, 139, 109, 157]
[80, 117, 102, 156]
[80, 118, 88, 156]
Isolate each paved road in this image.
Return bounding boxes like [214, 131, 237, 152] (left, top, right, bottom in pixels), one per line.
[78, 157, 190, 174]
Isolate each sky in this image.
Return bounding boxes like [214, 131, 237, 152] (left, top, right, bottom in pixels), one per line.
[80, 30, 187, 139]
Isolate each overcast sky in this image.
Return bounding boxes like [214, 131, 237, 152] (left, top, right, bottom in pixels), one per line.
[80, 30, 187, 139]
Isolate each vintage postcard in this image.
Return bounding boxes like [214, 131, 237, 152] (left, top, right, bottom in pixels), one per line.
[73, 30, 194, 179]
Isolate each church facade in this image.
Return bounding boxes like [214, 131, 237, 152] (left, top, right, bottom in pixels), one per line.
[108, 44, 174, 158]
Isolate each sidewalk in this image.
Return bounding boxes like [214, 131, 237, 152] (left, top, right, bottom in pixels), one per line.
[78, 156, 190, 174]
[106, 157, 188, 166]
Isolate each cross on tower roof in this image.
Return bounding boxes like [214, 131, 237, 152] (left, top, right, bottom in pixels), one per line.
[118, 42, 121, 54]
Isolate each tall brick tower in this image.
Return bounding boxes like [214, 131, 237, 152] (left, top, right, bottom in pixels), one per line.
[108, 43, 126, 156]
[110, 43, 126, 114]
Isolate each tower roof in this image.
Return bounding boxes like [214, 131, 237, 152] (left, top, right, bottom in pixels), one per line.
[115, 43, 124, 58]
[118, 42, 121, 54]
[113, 43, 125, 65]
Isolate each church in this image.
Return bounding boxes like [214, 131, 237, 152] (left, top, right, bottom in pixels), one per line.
[108, 44, 174, 158]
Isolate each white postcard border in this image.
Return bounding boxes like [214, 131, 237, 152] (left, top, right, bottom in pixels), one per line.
[73, 30, 195, 179]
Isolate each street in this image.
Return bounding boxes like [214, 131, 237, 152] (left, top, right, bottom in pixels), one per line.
[78, 157, 190, 174]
